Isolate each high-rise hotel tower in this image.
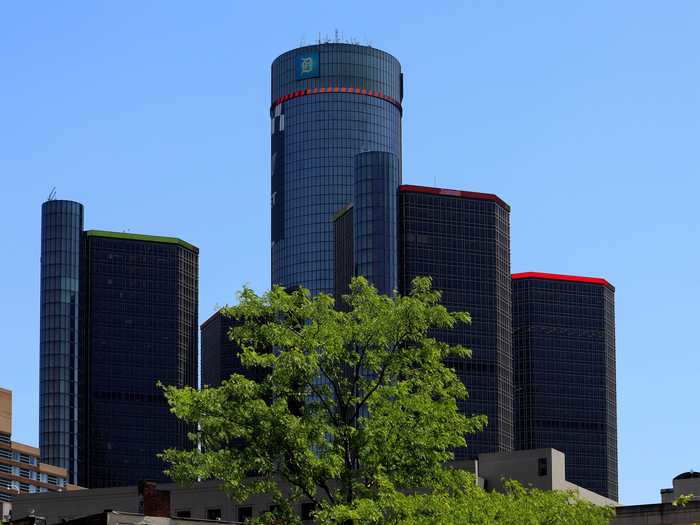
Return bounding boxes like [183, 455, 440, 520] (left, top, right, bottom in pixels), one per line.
[270, 44, 403, 294]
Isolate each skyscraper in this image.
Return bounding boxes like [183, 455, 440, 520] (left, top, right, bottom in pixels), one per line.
[271, 43, 403, 295]
[201, 310, 260, 388]
[40, 199, 84, 484]
[39, 199, 198, 487]
[398, 185, 513, 457]
[512, 272, 618, 500]
[79, 230, 198, 488]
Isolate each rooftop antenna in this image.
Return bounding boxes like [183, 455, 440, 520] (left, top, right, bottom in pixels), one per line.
[335, 29, 339, 43]
[318, 32, 321, 45]
[47, 187, 56, 201]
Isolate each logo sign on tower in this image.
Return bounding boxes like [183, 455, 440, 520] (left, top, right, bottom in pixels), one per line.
[295, 51, 319, 80]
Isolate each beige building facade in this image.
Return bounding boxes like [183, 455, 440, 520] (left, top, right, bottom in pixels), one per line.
[613, 472, 700, 524]
[12, 447, 616, 524]
[0, 388, 78, 521]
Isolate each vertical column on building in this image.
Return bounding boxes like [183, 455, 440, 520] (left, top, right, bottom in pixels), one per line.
[352, 151, 399, 296]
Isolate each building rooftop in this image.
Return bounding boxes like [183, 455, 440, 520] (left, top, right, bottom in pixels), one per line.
[674, 471, 700, 481]
[85, 230, 198, 253]
[512, 271, 614, 291]
[398, 184, 510, 212]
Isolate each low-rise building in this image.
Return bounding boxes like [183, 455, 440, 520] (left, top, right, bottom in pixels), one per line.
[614, 472, 700, 524]
[11, 448, 616, 524]
[0, 388, 78, 521]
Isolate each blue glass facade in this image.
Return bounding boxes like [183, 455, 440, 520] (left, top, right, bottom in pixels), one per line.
[40, 199, 84, 484]
[353, 151, 399, 295]
[512, 274, 618, 500]
[398, 187, 513, 458]
[332, 204, 354, 309]
[271, 44, 402, 295]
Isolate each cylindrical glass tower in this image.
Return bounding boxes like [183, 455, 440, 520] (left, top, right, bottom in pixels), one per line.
[353, 151, 399, 296]
[40, 199, 83, 484]
[271, 43, 402, 295]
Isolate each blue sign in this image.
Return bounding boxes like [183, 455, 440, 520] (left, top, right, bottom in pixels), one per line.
[295, 51, 319, 80]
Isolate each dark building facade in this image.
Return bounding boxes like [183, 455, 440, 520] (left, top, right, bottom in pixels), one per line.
[39, 198, 199, 488]
[398, 185, 513, 457]
[512, 272, 617, 500]
[40, 199, 84, 484]
[332, 204, 354, 308]
[201, 310, 246, 388]
[271, 43, 403, 295]
[78, 231, 198, 488]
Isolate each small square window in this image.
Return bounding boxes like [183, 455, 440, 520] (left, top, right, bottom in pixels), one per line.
[301, 502, 316, 521]
[237, 506, 253, 522]
[207, 508, 221, 521]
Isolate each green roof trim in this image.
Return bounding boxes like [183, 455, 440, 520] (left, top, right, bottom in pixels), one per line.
[85, 230, 198, 252]
[332, 203, 353, 222]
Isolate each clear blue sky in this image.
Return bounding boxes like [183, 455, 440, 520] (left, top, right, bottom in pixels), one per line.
[1, 1, 698, 505]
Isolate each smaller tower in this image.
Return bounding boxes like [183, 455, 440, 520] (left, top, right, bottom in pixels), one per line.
[512, 272, 618, 500]
[40, 198, 84, 484]
[398, 185, 513, 457]
[353, 151, 399, 296]
[79, 231, 199, 488]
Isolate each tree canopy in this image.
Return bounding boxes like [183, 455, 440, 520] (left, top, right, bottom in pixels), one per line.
[161, 276, 612, 524]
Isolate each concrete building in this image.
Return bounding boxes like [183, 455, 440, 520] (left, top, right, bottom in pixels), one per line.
[660, 472, 700, 504]
[12, 511, 242, 525]
[11, 482, 242, 525]
[613, 472, 700, 524]
[11, 448, 616, 524]
[0, 388, 77, 521]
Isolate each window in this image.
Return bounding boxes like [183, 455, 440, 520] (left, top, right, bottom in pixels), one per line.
[538, 457, 548, 477]
[206, 508, 221, 521]
[301, 502, 316, 521]
[237, 506, 252, 522]
[176, 510, 191, 518]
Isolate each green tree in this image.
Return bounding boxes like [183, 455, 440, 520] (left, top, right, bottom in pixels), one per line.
[161, 276, 612, 524]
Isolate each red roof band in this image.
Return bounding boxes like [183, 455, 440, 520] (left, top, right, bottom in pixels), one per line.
[270, 86, 402, 113]
[512, 272, 614, 291]
[399, 184, 510, 212]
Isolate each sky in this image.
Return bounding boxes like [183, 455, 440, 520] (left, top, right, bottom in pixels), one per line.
[1, 1, 698, 505]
